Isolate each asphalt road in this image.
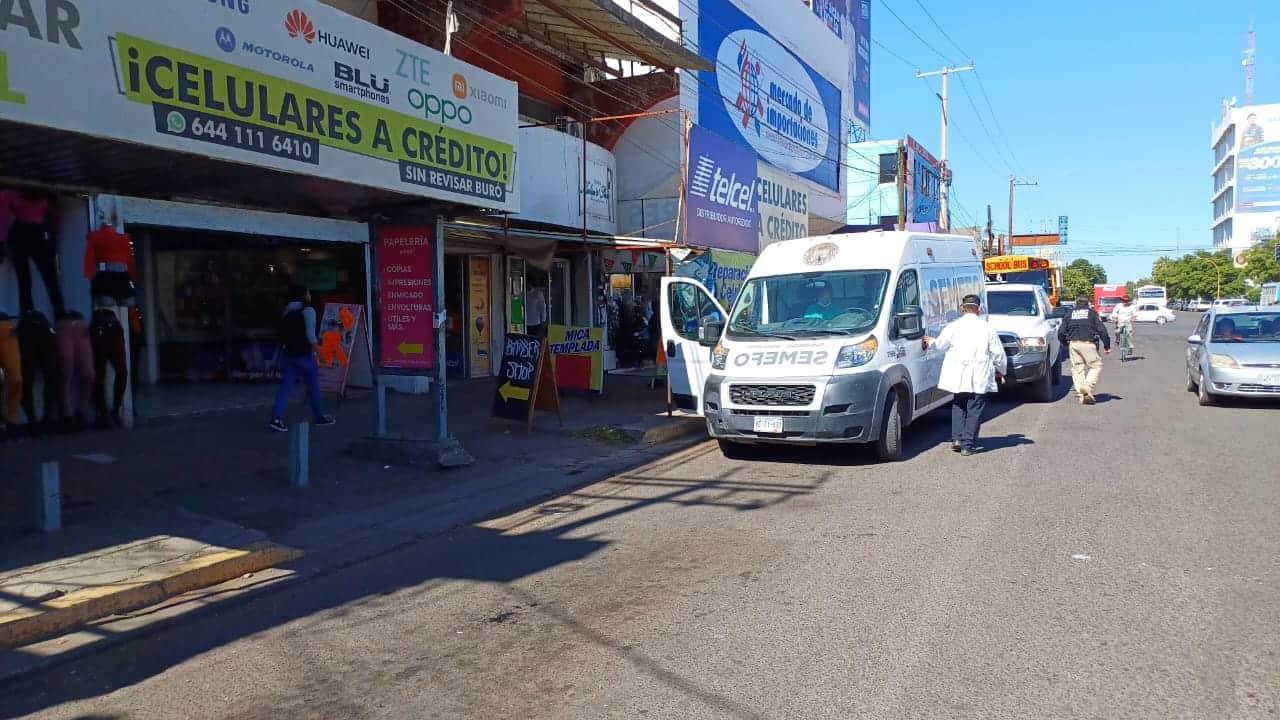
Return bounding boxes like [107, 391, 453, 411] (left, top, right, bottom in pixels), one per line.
[6, 317, 1280, 720]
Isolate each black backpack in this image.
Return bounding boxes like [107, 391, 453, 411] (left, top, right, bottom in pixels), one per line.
[279, 309, 311, 357]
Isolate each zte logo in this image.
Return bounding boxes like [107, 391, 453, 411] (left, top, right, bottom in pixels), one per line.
[689, 155, 755, 211]
[208, 0, 251, 14]
[284, 9, 315, 43]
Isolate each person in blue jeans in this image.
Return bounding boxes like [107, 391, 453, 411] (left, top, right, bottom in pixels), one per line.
[269, 285, 336, 432]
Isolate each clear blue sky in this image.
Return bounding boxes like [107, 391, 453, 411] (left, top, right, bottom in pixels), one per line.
[869, 0, 1280, 283]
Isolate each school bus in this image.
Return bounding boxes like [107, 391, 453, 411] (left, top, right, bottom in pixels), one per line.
[983, 255, 1063, 306]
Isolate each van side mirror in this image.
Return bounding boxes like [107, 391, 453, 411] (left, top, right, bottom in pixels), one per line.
[698, 319, 724, 347]
[1187, 334, 1202, 345]
[893, 308, 925, 340]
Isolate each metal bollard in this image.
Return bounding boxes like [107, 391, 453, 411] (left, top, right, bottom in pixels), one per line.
[39, 462, 61, 532]
[290, 422, 310, 488]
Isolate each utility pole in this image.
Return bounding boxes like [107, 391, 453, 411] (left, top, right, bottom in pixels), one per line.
[986, 204, 994, 255]
[1007, 175, 1037, 254]
[896, 140, 907, 230]
[917, 63, 974, 232]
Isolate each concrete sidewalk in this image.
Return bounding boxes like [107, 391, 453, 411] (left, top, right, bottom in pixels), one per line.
[0, 508, 300, 651]
[0, 375, 705, 674]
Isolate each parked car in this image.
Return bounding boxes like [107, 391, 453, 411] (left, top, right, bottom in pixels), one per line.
[984, 282, 1063, 402]
[1192, 299, 1213, 312]
[1134, 303, 1176, 325]
[1186, 307, 1280, 406]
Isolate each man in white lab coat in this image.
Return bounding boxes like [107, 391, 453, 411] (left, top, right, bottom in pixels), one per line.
[923, 294, 1008, 456]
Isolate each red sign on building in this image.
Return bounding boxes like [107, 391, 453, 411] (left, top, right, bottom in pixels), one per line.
[377, 227, 434, 370]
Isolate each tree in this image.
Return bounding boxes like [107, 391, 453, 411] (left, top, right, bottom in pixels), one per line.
[1150, 249, 1245, 300]
[1242, 238, 1280, 286]
[1062, 258, 1108, 298]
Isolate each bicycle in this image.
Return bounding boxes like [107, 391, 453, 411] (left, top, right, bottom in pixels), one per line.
[1117, 324, 1133, 362]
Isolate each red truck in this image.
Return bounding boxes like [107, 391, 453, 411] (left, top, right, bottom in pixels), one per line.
[1093, 284, 1127, 320]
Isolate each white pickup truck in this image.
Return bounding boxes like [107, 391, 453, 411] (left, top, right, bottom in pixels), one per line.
[983, 282, 1064, 402]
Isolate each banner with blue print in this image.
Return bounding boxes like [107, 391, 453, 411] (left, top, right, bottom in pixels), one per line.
[1237, 140, 1280, 214]
[697, 0, 843, 191]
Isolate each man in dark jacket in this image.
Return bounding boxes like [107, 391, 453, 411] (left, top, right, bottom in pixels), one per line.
[1057, 295, 1111, 404]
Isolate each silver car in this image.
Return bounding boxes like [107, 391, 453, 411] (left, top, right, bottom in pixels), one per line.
[1186, 307, 1280, 405]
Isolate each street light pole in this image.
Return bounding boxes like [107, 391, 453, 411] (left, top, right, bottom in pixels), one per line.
[917, 64, 974, 232]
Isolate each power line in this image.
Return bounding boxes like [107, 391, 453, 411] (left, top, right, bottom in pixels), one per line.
[877, 0, 953, 64]
[909, 0, 969, 61]
[973, 71, 1025, 175]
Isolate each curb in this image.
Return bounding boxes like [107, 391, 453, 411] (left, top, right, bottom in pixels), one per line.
[642, 417, 706, 445]
[0, 542, 301, 651]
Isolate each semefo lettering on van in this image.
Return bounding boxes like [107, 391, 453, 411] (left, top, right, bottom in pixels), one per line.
[733, 349, 830, 367]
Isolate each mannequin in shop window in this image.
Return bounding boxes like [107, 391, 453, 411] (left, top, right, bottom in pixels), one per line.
[84, 209, 138, 428]
[1, 189, 66, 317]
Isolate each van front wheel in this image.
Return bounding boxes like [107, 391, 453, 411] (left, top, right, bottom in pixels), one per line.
[875, 392, 904, 462]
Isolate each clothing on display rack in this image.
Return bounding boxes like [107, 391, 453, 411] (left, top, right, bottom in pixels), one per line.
[4, 192, 65, 317]
[55, 311, 95, 421]
[0, 313, 22, 425]
[91, 309, 128, 425]
[84, 225, 137, 307]
[17, 310, 59, 428]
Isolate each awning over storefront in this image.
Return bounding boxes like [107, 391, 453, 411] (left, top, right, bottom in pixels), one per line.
[521, 0, 711, 72]
[442, 220, 671, 269]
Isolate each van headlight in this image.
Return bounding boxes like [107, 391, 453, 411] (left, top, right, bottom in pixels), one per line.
[1210, 353, 1239, 369]
[711, 342, 728, 370]
[835, 336, 879, 369]
[1018, 337, 1047, 350]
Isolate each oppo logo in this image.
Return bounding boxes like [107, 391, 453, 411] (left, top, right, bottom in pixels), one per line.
[407, 88, 472, 125]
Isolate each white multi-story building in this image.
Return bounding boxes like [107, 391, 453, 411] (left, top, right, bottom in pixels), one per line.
[1211, 102, 1280, 258]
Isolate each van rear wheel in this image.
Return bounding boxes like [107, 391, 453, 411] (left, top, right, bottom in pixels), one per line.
[875, 392, 904, 462]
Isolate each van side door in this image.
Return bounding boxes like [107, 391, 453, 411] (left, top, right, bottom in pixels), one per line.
[660, 277, 727, 416]
[888, 269, 933, 411]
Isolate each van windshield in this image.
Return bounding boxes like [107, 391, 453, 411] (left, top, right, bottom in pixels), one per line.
[727, 270, 890, 338]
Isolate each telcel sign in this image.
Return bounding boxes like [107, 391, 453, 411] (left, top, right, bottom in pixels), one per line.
[685, 125, 758, 253]
[0, 0, 519, 211]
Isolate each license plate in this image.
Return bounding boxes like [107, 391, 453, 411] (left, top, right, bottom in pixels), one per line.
[753, 416, 785, 434]
[1263, 375, 1280, 386]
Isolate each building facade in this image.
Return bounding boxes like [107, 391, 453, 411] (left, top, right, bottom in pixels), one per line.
[845, 135, 945, 231]
[1211, 102, 1280, 261]
[611, 0, 870, 267]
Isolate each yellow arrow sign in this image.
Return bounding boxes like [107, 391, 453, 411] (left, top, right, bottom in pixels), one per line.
[498, 381, 530, 403]
[397, 342, 424, 355]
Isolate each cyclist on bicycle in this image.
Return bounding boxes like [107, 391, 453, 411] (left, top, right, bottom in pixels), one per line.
[1112, 296, 1136, 362]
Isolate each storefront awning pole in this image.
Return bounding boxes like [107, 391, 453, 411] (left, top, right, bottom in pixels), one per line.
[435, 215, 449, 443]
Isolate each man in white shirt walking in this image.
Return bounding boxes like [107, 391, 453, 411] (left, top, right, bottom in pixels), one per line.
[923, 294, 1008, 456]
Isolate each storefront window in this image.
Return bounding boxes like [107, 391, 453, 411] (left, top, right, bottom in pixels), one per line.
[149, 231, 364, 383]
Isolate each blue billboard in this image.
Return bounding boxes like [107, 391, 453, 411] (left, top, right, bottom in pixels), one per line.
[685, 125, 760, 252]
[853, 0, 871, 129]
[1237, 140, 1280, 214]
[697, 0, 843, 191]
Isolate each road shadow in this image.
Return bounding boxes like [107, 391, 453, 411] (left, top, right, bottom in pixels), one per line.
[0, 446, 825, 719]
[975, 433, 1035, 452]
[1093, 393, 1124, 404]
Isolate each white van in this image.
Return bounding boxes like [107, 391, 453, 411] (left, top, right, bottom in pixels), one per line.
[661, 231, 985, 461]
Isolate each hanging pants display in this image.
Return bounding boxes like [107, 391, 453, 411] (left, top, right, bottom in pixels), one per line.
[91, 310, 128, 421]
[17, 311, 59, 426]
[55, 313, 95, 420]
[9, 221, 65, 318]
[0, 319, 23, 425]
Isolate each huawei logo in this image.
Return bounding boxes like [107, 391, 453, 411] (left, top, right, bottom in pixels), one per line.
[284, 10, 315, 43]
